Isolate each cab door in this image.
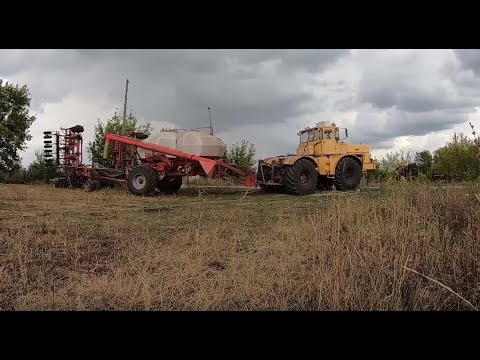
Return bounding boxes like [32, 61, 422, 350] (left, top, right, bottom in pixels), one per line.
[322, 129, 335, 155]
[297, 131, 309, 156]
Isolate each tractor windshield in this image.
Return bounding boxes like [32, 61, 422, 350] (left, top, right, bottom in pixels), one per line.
[300, 131, 309, 143]
[308, 130, 319, 142]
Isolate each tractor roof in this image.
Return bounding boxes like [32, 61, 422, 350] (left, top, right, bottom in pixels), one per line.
[297, 123, 336, 135]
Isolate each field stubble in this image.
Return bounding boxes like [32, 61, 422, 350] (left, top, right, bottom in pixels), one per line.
[0, 182, 479, 310]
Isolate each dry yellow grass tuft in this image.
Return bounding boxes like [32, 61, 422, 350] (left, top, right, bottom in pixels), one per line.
[0, 182, 479, 310]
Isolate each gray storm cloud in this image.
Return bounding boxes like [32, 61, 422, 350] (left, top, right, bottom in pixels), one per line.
[357, 49, 477, 113]
[1, 49, 348, 128]
[351, 109, 473, 149]
[454, 49, 480, 74]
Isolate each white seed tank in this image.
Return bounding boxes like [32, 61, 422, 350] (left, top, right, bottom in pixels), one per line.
[137, 131, 227, 159]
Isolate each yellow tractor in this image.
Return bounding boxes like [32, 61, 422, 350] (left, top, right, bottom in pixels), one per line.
[257, 121, 376, 195]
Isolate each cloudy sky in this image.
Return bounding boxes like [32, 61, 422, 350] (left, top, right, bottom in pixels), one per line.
[1, 49, 480, 166]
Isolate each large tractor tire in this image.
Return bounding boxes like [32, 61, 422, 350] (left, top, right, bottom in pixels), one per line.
[157, 177, 183, 195]
[283, 159, 318, 195]
[334, 157, 363, 191]
[127, 166, 158, 196]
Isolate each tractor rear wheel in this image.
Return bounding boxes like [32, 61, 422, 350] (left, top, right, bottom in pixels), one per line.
[127, 166, 158, 196]
[283, 159, 318, 195]
[157, 177, 183, 195]
[334, 157, 363, 191]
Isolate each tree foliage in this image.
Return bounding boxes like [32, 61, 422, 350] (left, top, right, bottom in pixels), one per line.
[432, 132, 480, 181]
[0, 79, 36, 172]
[87, 110, 152, 166]
[371, 150, 412, 181]
[226, 140, 257, 167]
[414, 150, 433, 176]
[26, 150, 62, 182]
[0, 167, 26, 183]
[369, 132, 480, 183]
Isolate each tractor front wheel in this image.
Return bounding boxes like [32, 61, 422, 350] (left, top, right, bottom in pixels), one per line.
[127, 166, 158, 196]
[283, 159, 318, 195]
[334, 157, 363, 191]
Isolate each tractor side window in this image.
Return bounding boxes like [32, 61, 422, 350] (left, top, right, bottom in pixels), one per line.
[300, 131, 309, 143]
[335, 128, 339, 140]
[308, 130, 318, 142]
[338, 128, 348, 140]
[324, 130, 333, 140]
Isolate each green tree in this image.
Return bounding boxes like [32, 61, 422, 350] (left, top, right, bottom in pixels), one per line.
[26, 149, 62, 182]
[432, 132, 480, 182]
[226, 140, 257, 167]
[0, 167, 26, 183]
[0, 79, 36, 172]
[414, 150, 433, 176]
[88, 110, 152, 166]
[373, 150, 412, 181]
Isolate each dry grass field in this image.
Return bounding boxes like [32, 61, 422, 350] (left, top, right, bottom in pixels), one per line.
[0, 182, 479, 310]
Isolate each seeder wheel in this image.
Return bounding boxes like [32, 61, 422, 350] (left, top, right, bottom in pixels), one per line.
[84, 179, 96, 192]
[127, 166, 158, 196]
[54, 179, 69, 188]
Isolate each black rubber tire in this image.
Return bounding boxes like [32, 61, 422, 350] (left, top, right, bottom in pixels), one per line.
[283, 159, 318, 195]
[69, 125, 84, 133]
[157, 177, 183, 195]
[127, 166, 158, 196]
[54, 179, 68, 188]
[134, 133, 149, 140]
[92, 180, 101, 191]
[334, 157, 363, 191]
[84, 179, 95, 192]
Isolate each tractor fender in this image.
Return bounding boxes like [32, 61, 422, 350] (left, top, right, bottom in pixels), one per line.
[337, 155, 363, 166]
[281, 156, 317, 168]
[331, 155, 363, 175]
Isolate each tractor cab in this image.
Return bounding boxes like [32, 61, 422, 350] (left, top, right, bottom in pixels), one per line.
[297, 121, 348, 156]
